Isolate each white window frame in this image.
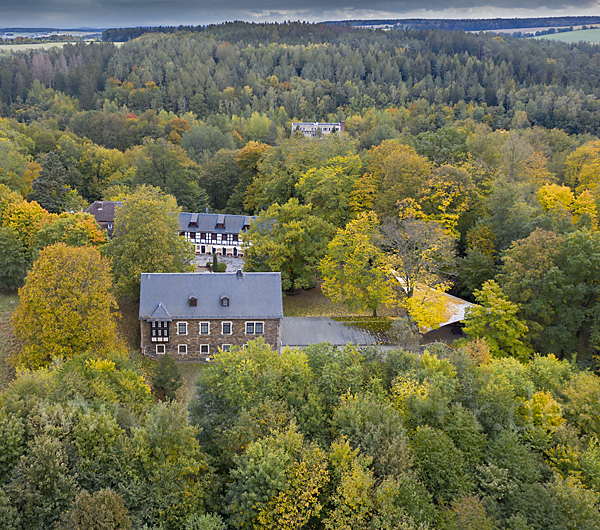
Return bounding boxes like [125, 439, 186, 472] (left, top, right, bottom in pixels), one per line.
[200, 344, 210, 355]
[246, 321, 264, 334]
[178, 344, 187, 355]
[199, 322, 210, 335]
[222, 321, 232, 335]
[156, 344, 165, 355]
[221, 344, 231, 352]
[177, 321, 188, 335]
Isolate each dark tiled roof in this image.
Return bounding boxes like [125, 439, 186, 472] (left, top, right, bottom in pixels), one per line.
[178, 212, 254, 234]
[139, 272, 283, 321]
[85, 201, 122, 223]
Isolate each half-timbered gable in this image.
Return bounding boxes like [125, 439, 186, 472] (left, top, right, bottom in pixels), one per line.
[178, 212, 254, 257]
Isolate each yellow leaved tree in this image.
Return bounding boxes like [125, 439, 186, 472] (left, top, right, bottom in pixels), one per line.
[12, 243, 123, 369]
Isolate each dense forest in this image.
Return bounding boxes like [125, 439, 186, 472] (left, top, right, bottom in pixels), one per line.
[1, 20, 600, 528]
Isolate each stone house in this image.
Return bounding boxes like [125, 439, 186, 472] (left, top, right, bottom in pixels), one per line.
[139, 271, 283, 362]
[84, 200, 122, 237]
[178, 212, 254, 257]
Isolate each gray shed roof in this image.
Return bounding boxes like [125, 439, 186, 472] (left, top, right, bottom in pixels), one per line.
[139, 272, 283, 321]
[178, 212, 254, 234]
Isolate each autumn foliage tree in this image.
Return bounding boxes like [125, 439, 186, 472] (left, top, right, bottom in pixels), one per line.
[320, 211, 396, 316]
[103, 185, 195, 299]
[12, 243, 122, 369]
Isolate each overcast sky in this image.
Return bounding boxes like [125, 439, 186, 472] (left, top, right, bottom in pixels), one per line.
[2, 0, 600, 28]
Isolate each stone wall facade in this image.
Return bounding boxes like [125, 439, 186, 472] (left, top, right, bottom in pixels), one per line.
[140, 318, 281, 362]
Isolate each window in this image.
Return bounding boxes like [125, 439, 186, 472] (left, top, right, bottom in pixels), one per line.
[246, 321, 264, 334]
[156, 344, 165, 355]
[178, 344, 187, 355]
[221, 297, 229, 307]
[222, 344, 231, 352]
[177, 322, 188, 335]
[151, 321, 169, 342]
[222, 322, 232, 335]
[200, 344, 209, 355]
[199, 322, 210, 335]
[189, 297, 197, 307]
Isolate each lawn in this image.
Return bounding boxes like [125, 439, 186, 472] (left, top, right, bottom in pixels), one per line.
[282, 281, 399, 317]
[533, 28, 600, 43]
[0, 291, 19, 388]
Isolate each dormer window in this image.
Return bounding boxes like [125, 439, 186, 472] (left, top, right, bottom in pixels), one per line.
[189, 221, 198, 227]
[189, 296, 197, 307]
[221, 296, 229, 307]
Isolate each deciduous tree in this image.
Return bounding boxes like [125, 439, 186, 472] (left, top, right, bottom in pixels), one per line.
[320, 211, 395, 316]
[243, 198, 334, 291]
[463, 280, 533, 361]
[103, 185, 195, 299]
[12, 243, 121, 369]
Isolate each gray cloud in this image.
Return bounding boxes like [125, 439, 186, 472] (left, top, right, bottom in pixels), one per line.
[1, 0, 599, 28]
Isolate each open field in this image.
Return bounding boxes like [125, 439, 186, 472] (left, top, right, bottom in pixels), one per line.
[533, 28, 600, 43]
[0, 42, 73, 52]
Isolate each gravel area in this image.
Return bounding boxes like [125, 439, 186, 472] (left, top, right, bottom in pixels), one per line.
[194, 254, 245, 273]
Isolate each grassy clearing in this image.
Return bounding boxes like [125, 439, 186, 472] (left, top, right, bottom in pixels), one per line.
[0, 291, 19, 388]
[0, 42, 73, 53]
[283, 282, 399, 317]
[533, 28, 600, 43]
[176, 363, 204, 402]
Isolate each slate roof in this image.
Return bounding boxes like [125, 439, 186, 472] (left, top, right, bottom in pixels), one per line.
[139, 272, 283, 321]
[178, 212, 254, 234]
[85, 201, 122, 223]
[84, 201, 123, 237]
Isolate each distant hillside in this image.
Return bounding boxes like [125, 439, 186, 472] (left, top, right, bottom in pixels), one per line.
[326, 16, 600, 32]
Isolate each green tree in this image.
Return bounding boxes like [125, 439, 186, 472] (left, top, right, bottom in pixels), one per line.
[12, 243, 122, 369]
[0, 226, 26, 289]
[243, 198, 334, 291]
[152, 354, 183, 401]
[103, 185, 195, 299]
[410, 425, 472, 503]
[321, 211, 395, 316]
[132, 139, 210, 212]
[185, 513, 227, 530]
[295, 154, 362, 227]
[200, 149, 242, 211]
[4, 435, 78, 529]
[57, 489, 132, 530]
[463, 280, 533, 361]
[50, 352, 152, 413]
[180, 123, 235, 164]
[244, 134, 357, 213]
[538, 229, 600, 357]
[0, 407, 25, 480]
[130, 401, 214, 528]
[28, 151, 69, 213]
